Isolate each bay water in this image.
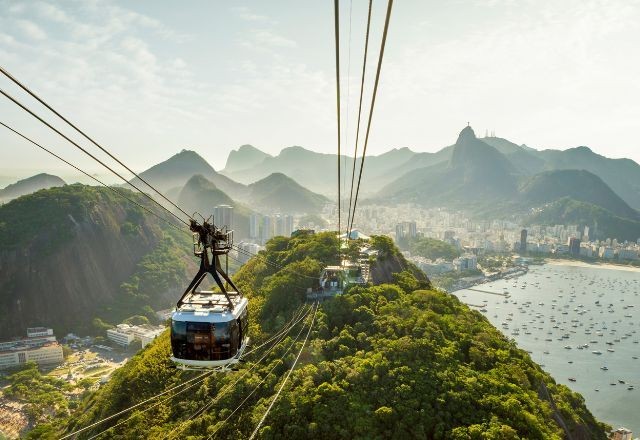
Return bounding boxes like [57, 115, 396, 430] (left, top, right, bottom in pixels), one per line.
[454, 262, 640, 433]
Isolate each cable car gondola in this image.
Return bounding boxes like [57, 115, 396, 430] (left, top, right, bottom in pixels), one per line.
[170, 219, 248, 371]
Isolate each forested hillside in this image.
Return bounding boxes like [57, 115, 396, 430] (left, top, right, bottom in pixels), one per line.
[36, 232, 609, 439]
[0, 173, 65, 203]
[520, 170, 639, 220]
[527, 197, 640, 242]
[0, 184, 194, 338]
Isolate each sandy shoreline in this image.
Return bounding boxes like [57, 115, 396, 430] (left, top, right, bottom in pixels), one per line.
[545, 258, 640, 273]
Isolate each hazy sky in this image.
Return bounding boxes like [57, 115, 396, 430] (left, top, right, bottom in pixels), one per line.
[1, 0, 640, 182]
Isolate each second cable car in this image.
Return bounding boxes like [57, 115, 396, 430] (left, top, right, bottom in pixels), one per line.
[170, 219, 248, 371]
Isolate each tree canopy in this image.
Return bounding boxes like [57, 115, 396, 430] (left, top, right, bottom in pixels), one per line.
[38, 231, 607, 439]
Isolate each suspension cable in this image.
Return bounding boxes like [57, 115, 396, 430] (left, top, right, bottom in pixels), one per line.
[0, 121, 187, 233]
[60, 371, 211, 439]
[232, 245, 320, 281]
[169, 305, 314, 439]
[86, 371, 214, 440]
[334, 0, 342, 242]
[342, 0, 353, 224]
[348, 0, 394, 235]
[0, 89, 191, 228]
[244, 304, 310, 357]
[206, 305, 315, 439]
[0, 66, 193, 221]
[248, 301, 319, 440]
[346, 0, 373, 239]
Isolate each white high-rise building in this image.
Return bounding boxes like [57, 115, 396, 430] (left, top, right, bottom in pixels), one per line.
[284, 215, 294, 237]
[274, 214, 285, 237]
[262, 216, 273, 243]
[213, 205, 234, 230]
[249, 214, 260, 239]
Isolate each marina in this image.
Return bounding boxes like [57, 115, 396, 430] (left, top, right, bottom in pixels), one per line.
[455, 262, 640, 434]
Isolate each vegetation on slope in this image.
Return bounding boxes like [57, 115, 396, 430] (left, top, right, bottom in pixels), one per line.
[0, 173, 65, 204]
[0, 184, 101, 252]
[0, 184, 194, 338]
[39, 232, 607, 439]
[95, 231, 193, 330]
[398, 236, 461, 261]
[527, 197, 640, 242]
[520, 170, 639, 220]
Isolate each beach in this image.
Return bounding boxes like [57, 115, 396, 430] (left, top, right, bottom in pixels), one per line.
[546, 258, 640, 273]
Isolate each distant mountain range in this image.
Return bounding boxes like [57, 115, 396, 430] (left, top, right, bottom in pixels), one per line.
[129, 149, 246, 199]
[378, 127, 520, 207]
[223, 144, 272, 174]
[6, 125, 639, 242]
[379, 128, 639, 215]
[376, 126, 640, 239]
[220, 131, 640, 213]
[220, 144, 417, 197]
[0, 173, 65, 204]
[176, 174, 253, 237]
[519, 169, 639, 221]
[131, 150, 329, 217]
[527, 198, 640, 242]
[247, 172, 329, 214]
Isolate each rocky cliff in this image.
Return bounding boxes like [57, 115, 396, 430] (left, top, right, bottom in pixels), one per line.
[0, 184, 193, 338]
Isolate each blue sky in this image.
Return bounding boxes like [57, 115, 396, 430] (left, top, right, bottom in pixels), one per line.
[1, 0, 640, 182]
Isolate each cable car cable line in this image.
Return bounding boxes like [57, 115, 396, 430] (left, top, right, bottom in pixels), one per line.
[248, 301, 319, 440]
[59, 371, 211, 439]
[226, 253, 319, 299]
[89, 304, 310, 439]
[86, 371, 214, 440]
[243, 304, 310, 358]
[0, 66, 193, 221]
[0, 121, 187, 233]
[0, 88, 191, 228]
[345, 0, 373, 239]
[207, 303, 317, 439]
[227, 252, 317, 297]
[4, 1, 390, 430]
[231, 245, 320, 281]
[348, 0, 394, 236]
[171, 305, 314, 439]
[334, 0, 342, 244]
[342, 0, 353, 226]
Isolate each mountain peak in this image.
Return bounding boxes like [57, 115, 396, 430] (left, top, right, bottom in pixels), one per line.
[223, 144, 271, 173]
[248, 172, 328, 213]
[457, 125, 477, 143]
[184, 174, 217, 190]
[0, 173, 66, 203]
[251, 172, 295, 187]
[237, 144, 260, 152]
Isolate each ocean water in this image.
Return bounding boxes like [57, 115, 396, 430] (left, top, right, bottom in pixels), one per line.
[454, 262, 640, 434]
